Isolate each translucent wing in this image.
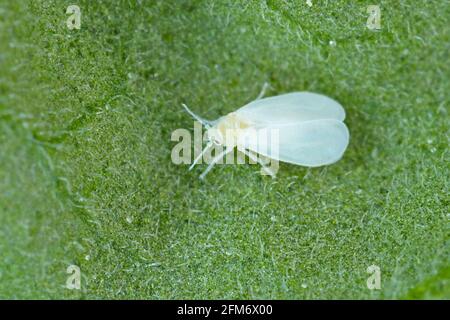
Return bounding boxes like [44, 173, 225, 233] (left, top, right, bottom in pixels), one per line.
[239, 119, 349, 167]
[236, 92, 345, 125]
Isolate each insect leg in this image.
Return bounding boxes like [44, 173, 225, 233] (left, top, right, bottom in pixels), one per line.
[189, 141, 213, 171]
[199, 146, 233, 180]
[255, 82, 269, 100]
[239, 148, 276, 178]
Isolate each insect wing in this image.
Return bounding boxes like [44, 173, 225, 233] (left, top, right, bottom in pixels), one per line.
[236, 92, 346, 125]
[239, 119, 349, 167]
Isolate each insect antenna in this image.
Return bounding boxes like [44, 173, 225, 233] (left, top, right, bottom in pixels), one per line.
[182, 104, 212, 129]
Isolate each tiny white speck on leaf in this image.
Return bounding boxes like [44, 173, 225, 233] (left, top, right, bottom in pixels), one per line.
[149, 262, 161, 267]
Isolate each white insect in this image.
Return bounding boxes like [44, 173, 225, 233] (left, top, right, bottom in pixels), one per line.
[182, 84, 349, 179]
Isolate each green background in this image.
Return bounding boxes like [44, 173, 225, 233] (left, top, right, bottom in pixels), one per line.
[0, 0, 448, 299]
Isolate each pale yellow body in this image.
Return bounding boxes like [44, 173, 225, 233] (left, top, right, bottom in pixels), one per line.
[208, 112, 252, 147]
